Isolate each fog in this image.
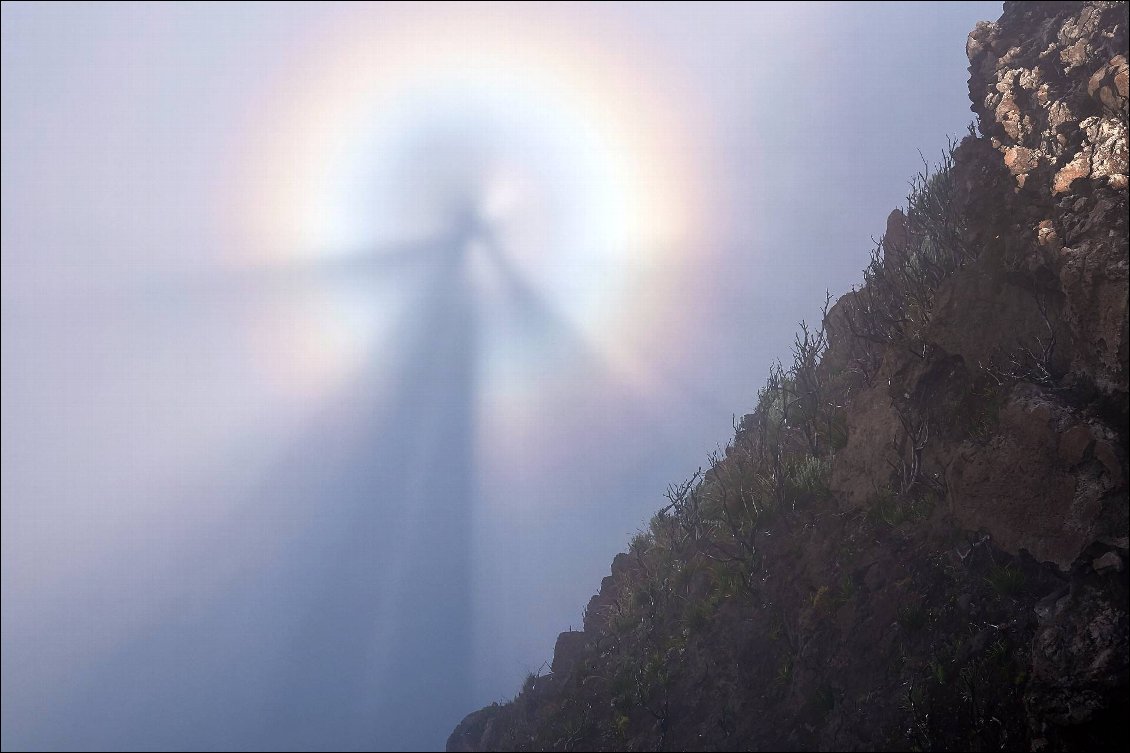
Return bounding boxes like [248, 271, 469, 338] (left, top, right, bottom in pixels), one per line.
[2, 2, 1000, 750]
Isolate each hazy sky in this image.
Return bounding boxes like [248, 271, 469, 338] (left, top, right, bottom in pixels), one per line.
[2, 2, 1000, 750]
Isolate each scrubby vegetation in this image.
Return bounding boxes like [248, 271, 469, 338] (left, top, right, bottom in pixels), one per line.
[840, 136, 975, 365]
[450, 145, 1068, 751]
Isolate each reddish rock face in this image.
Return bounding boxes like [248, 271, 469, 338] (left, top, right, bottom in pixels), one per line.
[945, 385, 1122, 569]
[966, 1, 1128, 398]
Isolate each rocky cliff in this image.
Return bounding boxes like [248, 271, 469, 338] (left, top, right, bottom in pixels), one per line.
[448, 3, 1129, 750]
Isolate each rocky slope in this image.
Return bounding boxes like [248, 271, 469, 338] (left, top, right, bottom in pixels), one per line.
[448, 3, 1129, 750]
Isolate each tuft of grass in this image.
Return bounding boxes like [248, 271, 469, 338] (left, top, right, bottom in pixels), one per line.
[613, 712, 629, 740]
[929, 657, 949, 685]
[957, 378, 1006, 445]
[775, 654, 794, 688]
[787, 455, 831, 501]
[768, 614, 785, 643]
[710, 562, 747, 601]
[869, 487, 933, 527]
[967, 398, 1002, 445]
[834, 574, 857, 607]
[810, 585, 832, 612]
[869, 488, 906, 526]
[897, 603, 928, 632]
[987, 638, 1009, 665]
[685, 599, 712, 632]
[986, 563, 1025, 596]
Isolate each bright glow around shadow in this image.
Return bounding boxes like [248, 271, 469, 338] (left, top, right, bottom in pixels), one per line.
[236, 3, 714, 404]
[2, 2, 1003, 750]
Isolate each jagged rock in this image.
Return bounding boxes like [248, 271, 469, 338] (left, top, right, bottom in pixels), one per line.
[1059, 422, 1096, 464]
[1092, 550, 1123, 572]
[1026, 550, 1129, 751]
[1087, 53, 1129, 113]
[970, 1, 1129, 201]
[550, 631, 588, 675]
[828, 379, 902, 507]
[884, 208, 910, 256]
[446, 705, 503, 753]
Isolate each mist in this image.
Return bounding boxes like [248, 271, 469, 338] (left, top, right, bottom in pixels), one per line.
[2, 3, 1001, 750]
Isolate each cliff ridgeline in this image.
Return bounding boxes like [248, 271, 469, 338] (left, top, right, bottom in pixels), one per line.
[449, 3, 1129, 750]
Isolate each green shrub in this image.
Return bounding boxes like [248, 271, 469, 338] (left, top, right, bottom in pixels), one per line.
[868, 488, 907, 526]
[787, 454, 831, 501]
[839, 140, 974, 358]
[629, 530, 652, 555]
[868, 487, 932, 527]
